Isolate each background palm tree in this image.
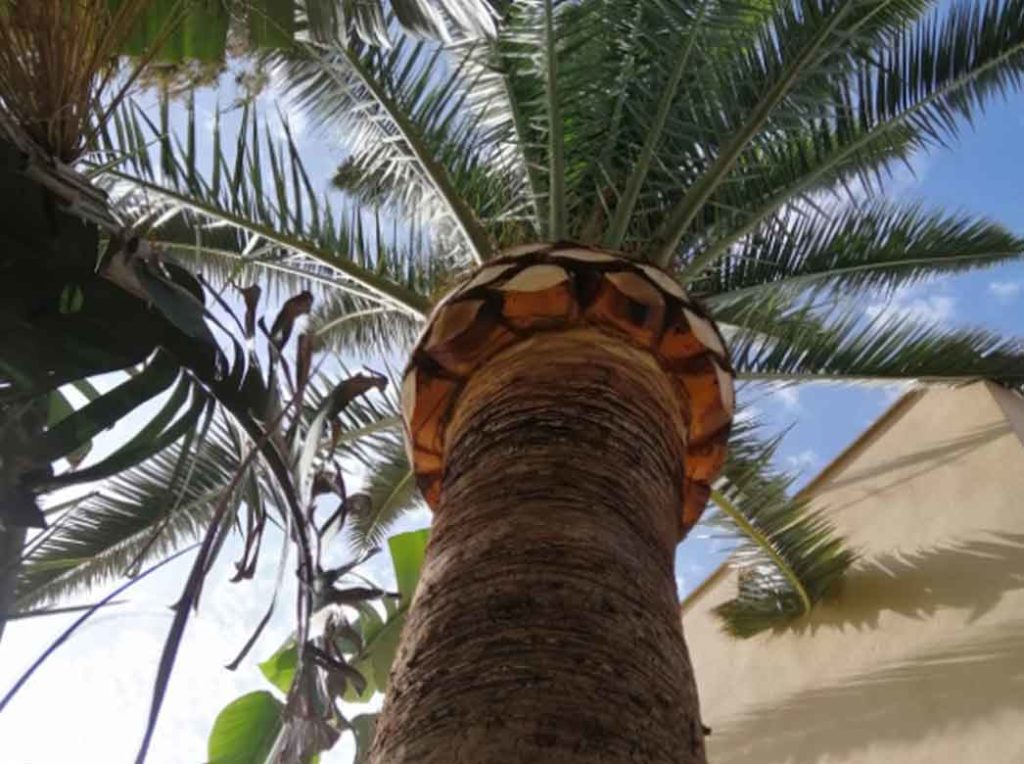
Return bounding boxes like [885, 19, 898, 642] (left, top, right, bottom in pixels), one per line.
[55, 0, 1024, 759]
[0, 0, 493, 639]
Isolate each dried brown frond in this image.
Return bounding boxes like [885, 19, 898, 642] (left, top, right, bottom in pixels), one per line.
[0, 0, 178, 161]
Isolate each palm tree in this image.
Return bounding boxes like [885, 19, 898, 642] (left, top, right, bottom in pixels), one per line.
[0, 0, 494, 640]
[24, 0, 1024, 760]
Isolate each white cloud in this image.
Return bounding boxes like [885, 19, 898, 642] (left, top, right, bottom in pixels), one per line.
[773, 385, 801, 411]
[865, 286, 955, 326]
[988, 280, 1022, 301]
[786, 449, 820, 472]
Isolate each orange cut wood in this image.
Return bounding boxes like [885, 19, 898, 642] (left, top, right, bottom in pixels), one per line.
[682, 479, 712, 532]
[458, 263, 517, 294]
[401, 242, 736, 540]
[584, 270, 666, 347]
[552, 247, 618, 263]
[499, 242, 553, 259]
[426, 299, 512, 376]
[416, 472, 442, 507]
[499, 264, 577, 328]
[658, 321, 709, 364]
[685, 429, 731, 483]
[678, 357, 734, 444]
[403, 367, 460, 455]
[681, 306, 726, 357]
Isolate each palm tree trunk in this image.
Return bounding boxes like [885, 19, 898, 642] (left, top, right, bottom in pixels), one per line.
[373, 329, 706, 762]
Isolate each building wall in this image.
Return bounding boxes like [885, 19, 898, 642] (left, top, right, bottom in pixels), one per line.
[681, 382, 1024, 764]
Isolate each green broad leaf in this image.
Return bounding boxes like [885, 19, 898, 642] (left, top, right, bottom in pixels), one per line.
[47, 390, 74, 428]
[46, 391, 90, 467]
[258, 642, 298, 694]
[343, 529, 430, 702]
[70, 378, 101, 401]
[135, 263, 217, 346]
[350, 713, 379, 764]
[388, 528, 430, 604]
[58, 284, 85, 314]
[41, 379, 205, 490]
[181, 0, 230, 62]
[32, 355, 178, 465]
[207, 690, 283, 764]
[368, 614, 403, 690]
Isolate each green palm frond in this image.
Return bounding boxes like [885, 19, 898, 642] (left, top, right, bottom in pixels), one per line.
[274, 35, 504, 262]
[688, 0, 1024, 275]
[309, 296, 425, 358]
[729, 304, 1024, 383]
[81, 0, 1024, 641]
[15, 413, 247, 609]
[93, 98, 431, 316]
[704, 418, 855, 637]
[348, 441, 420, 554]
[700, 201, 1024, 304]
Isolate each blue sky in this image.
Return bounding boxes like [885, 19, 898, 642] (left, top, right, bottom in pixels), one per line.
[3, 68, 1024, 764]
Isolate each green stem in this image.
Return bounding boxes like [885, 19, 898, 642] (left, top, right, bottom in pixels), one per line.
[710, 488, 812, 615]
[647, 2, 855, 266]
[543, 0, 566, 239]
[603, 0, 709, 249]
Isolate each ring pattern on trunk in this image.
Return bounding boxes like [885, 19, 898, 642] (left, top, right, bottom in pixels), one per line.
[401, 242, 735, 539]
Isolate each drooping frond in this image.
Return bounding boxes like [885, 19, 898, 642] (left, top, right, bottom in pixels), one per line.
[301, 372, 404, 467]
[705, 418, 855, 637]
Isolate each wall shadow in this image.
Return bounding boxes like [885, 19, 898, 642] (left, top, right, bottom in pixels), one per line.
[823, 419, 1007, 491]
[708, 532, 1024, 763]
[710, 619, 1024, 763]
[787, 532, 1024, 633]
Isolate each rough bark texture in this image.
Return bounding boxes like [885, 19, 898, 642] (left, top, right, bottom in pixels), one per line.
[372, 329, 706, 763]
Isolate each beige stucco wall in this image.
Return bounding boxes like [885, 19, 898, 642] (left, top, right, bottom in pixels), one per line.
[681, 382, 1024, 764]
